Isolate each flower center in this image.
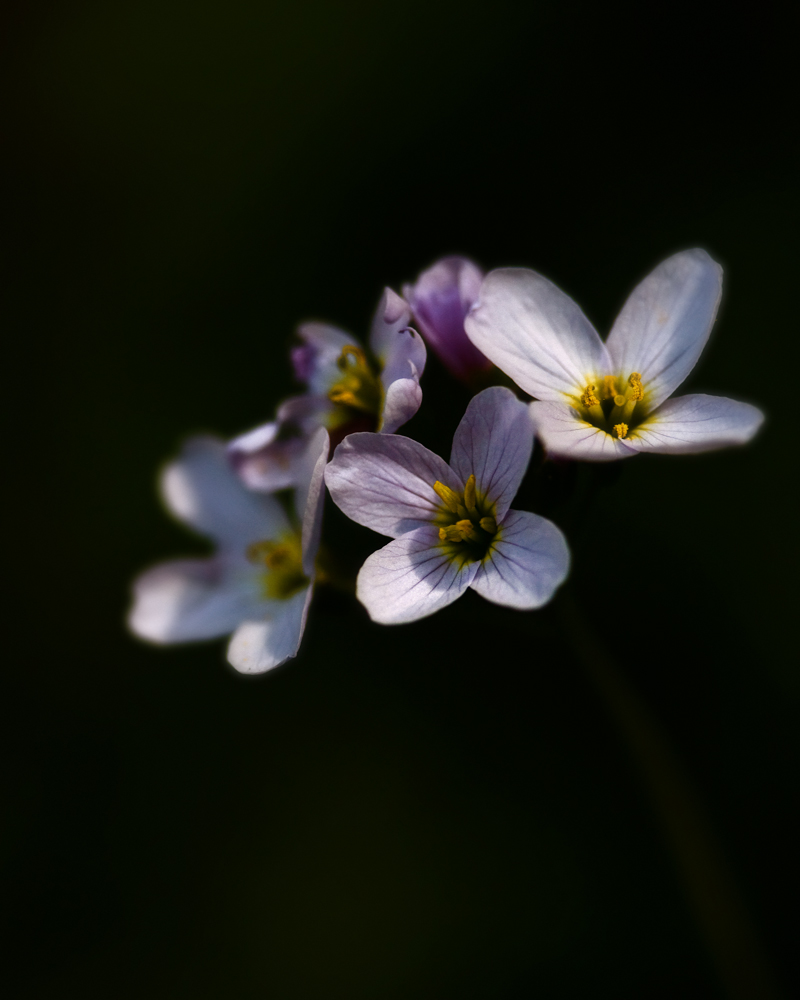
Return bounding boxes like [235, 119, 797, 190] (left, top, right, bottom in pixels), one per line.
[247, 534, 309, 600]
[432, 474, 498, 565]
[327, 345, 382, 416]
[577, 371, 645, 438]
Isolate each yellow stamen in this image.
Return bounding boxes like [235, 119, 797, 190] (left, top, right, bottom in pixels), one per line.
[580, 383, 600, 407]
[327, 344, 381, 414]
[628, 371, 644, 401]
[479, 516, 497, 534]
[433, 480, 462, 513]
[614, 422, 628, 439]
[463, 474, 478, 517]
[603, 375, 618, 399]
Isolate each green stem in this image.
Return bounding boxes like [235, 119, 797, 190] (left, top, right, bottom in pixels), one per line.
[558, 589, 783, 1000]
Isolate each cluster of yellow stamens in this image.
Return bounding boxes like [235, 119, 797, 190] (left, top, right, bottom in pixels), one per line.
[577, 371, 645, 437]
[433, 474, 497, 563]
[247, 535, 309, 600]
[327, 345, 382, 415]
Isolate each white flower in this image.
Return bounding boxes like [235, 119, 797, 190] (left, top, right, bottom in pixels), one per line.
[464, 249, 764, 460]
[324, 386, 570, 624]
[128, 427, 329, 673]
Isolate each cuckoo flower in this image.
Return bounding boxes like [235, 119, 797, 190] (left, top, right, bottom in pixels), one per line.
[324, 386, 570, 624]
[128, 427, 329, 673]
[402, 256, 491, 383]
[465, 250, 764, 460]
[290, 286, 427, 435]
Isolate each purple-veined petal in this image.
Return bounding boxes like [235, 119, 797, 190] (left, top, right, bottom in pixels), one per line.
[356, 525, 479, 624]
[465, 267, 611, 401]
[450, 386, 534, 519]
[292, 427, 330, 575]
[128, 556, 261, 643]
[471, 510, 570, 609]
[368, 287, 413, 362]
[402, 256, 490, 382]
[227, 585, 313, 674]
[624, 393, 765, 454]
[324, 432, 460, 538]
[161, 436, 290, 544]
[294, 322, 357, 395]
[529, 401, 637, 462]
[380, 376, 424, 435]
[604, 249, 723, 410]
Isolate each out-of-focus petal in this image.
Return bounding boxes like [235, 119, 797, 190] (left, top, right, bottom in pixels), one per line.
[450, 386, 534, 519]
[294, 322, 356, 395]
[293, 427, 330, 575]
[368, 287, 413, 362]
[227, 586, 313, 674]
[465, 267, 611, 401]
[471, 510, 570, 609]
[128, 557, 259, 643]
[161, 437, 290, 543]
[324, 432, 459, 538]
[529, 401, 636, 461]
[403, 256, 490, 381]
[605, 249, 723, 410]
[624, 393, 765, 454]
[356, 526, 478, 624]
[380, 376, 424, 435]
[227, 421, 302, 492]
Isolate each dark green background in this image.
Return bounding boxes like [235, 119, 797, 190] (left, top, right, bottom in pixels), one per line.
[4, 2, 799, 997]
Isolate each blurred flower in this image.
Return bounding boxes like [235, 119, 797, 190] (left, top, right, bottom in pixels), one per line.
[291, 287, 427, 435]
[402, 256, 491, 383]
[128, 428, 329, 673]
[465, 249, 764, 460]
[324, 386, 569, 623]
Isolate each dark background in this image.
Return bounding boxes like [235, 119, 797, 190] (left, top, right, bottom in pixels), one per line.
[4, 2, 799, 997]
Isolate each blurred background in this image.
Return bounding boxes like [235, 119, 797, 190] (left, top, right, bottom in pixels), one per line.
[4, 2, 799, 997]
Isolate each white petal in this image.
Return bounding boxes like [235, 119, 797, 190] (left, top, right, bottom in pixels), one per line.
[295, 322, 357, 395]
[226, 586, 313, 674]
[380, 377, 424, 435]
[128, 557, 259, 643]
[464, 267, 611, 401]
[324, 432, 460, 538]
[530, 401, 636, 462]
[605, 249, 723, 410]
[368, 287, 413, 361]
[450, 386, 534, 519]
[471, 510, 570, 609]
[227, 420, 304, 492]
[292, 427, 330, 575]
[624, 393, 765, 454]
[161, 436, 290, 544]
[356, 526, 478, 624]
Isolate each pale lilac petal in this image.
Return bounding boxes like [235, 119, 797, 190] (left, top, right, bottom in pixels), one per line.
[294, 322, 357, 395]
[227, 420, 304, 492]
[402, 256, 490, 381]
[529, 401, 637, 462]
[464, 267, 612, 401]
[450, 386, 534, 519]
[292, 427, 330, 575]
[128, 557, 260, 643]
[324, 432, 460, 538]
[605, 249, 723, 410]
[226, 586, 313, 674]
[380, 376, 424, 435]
[624, 393, 765, 454]
[356, 526, 478, 624]
[161, 437, 290, 544]
[471, 510, 570, 609]
[368, 287, 413, 361]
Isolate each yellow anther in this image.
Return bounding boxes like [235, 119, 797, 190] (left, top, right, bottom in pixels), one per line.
[433, 480, 462, 513]
[440, 523, 467, 543]
[614, 422, 629, 439]
[603, 375, 618, 399]
[479, 516, 497, 534]
[328, 344, 381, 413]
[463, 474, 478, 516]
[337, 344, 369, 371]
[628, 372, 644, 401]
[455, 519, 481, 543]
[580, 383, 600, 407]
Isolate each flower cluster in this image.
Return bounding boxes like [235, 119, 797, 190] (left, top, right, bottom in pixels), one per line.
[129, 250, 763, 673]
